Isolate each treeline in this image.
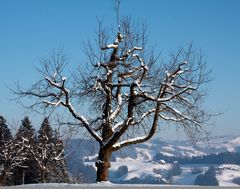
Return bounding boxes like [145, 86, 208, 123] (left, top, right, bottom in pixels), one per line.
[0, 115, 70, 186]
[154, 151, 240, 165]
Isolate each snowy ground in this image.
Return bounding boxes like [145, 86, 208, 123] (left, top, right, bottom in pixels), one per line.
[2, 162, 240, 188]
[216, 164, 240, 186]
[1, 183, 238, 189]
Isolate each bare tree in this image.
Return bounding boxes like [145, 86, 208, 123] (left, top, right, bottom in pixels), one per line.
[14, 17, 211, 181]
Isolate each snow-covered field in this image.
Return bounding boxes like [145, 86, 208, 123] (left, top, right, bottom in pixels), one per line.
[0, 183, 236, 189]
[85, 158, 240, 186]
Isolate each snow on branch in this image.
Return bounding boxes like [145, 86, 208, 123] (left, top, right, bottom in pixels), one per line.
[46, 76, 103, 142]
[43, 99, 62, 107]
[100, 32, 123, 50]
[61, 99, 102, 142]
[132, 108, 156, 125]
[113, 135, 148, 149]
[159, 114, 186, 122]
[111, 121, 124, 132]
[157, 85, 196, 103]
[103, 117, 133, 147]
[109, 92, 122, 121]
[119, 46, 142, 62]
[162, 104, 200, 125]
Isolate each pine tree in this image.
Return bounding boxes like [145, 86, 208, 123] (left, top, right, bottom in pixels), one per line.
[15, 116, 36, 143]
[38, 118, 54, 144]
[0, 116, 12, 147]
[36, 117, 54, 183]
[0, 115, 12, 165]
[0, 115, 12, 185]
[49, 129, 70, 183]
[12, 116, 39, 185]
[0, 116, 29, 186]
[35, 118, 70, 183]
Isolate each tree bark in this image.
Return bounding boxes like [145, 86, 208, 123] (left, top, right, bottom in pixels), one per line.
[0, 164, 10, 186]
[95, 146, 112, 182]
[40, 170, 46, 183]
[0, 171, 7, 186]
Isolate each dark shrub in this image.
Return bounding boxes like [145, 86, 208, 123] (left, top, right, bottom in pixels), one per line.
[123, 175, 167, 184]
[143, 175, 167, 184]
[153, 168, 161, 175]
[233, 177, 240, 185]
[167, 162, 182, 179]
[195, 166, 219, 186]
[115, 165, 128, 178]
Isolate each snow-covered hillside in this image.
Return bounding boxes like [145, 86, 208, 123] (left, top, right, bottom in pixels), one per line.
[66, 135, 240, 186]
[85, 159, 240, 186]
[172, 164, 240, 186]
[143, 135, 240, 158]
[67, 135, 240, 162]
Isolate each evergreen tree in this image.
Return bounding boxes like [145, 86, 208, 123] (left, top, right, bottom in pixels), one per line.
[35, 118, 70, 183]
[49, 129, 70, 183]
[38, 118, 54, 144]
[0, 116, 12, 147]
[36, 117, 54, 183]
[15, 116, 36, 143]
[0, 116, 29, 186]
[0, 115, 12, 185]
[0, 115, 12, 164]
[12, 116, 39, 185]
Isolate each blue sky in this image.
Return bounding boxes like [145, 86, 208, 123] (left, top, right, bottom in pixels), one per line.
[0, 0, 240, 139]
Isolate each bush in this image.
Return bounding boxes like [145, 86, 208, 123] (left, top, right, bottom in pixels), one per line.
[167, 162, 182, 179]
[124, 177, 142, 184]
[143, 175, 167, 184]
[233, 177, 240, 185]
[194, 166, 219, 186]
[123, 175, 167, 184]
[206, 166, 216, 177]
[115, 165, 128, 178]
[153, 168, 161, 175]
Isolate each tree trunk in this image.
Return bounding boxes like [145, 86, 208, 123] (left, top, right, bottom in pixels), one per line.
[0, 164, 10, 186]
[95, 146, 112, 182]
[0, 171, 7, 186]
[40, 170, 46, 183]
[22, 169, 25, 185]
